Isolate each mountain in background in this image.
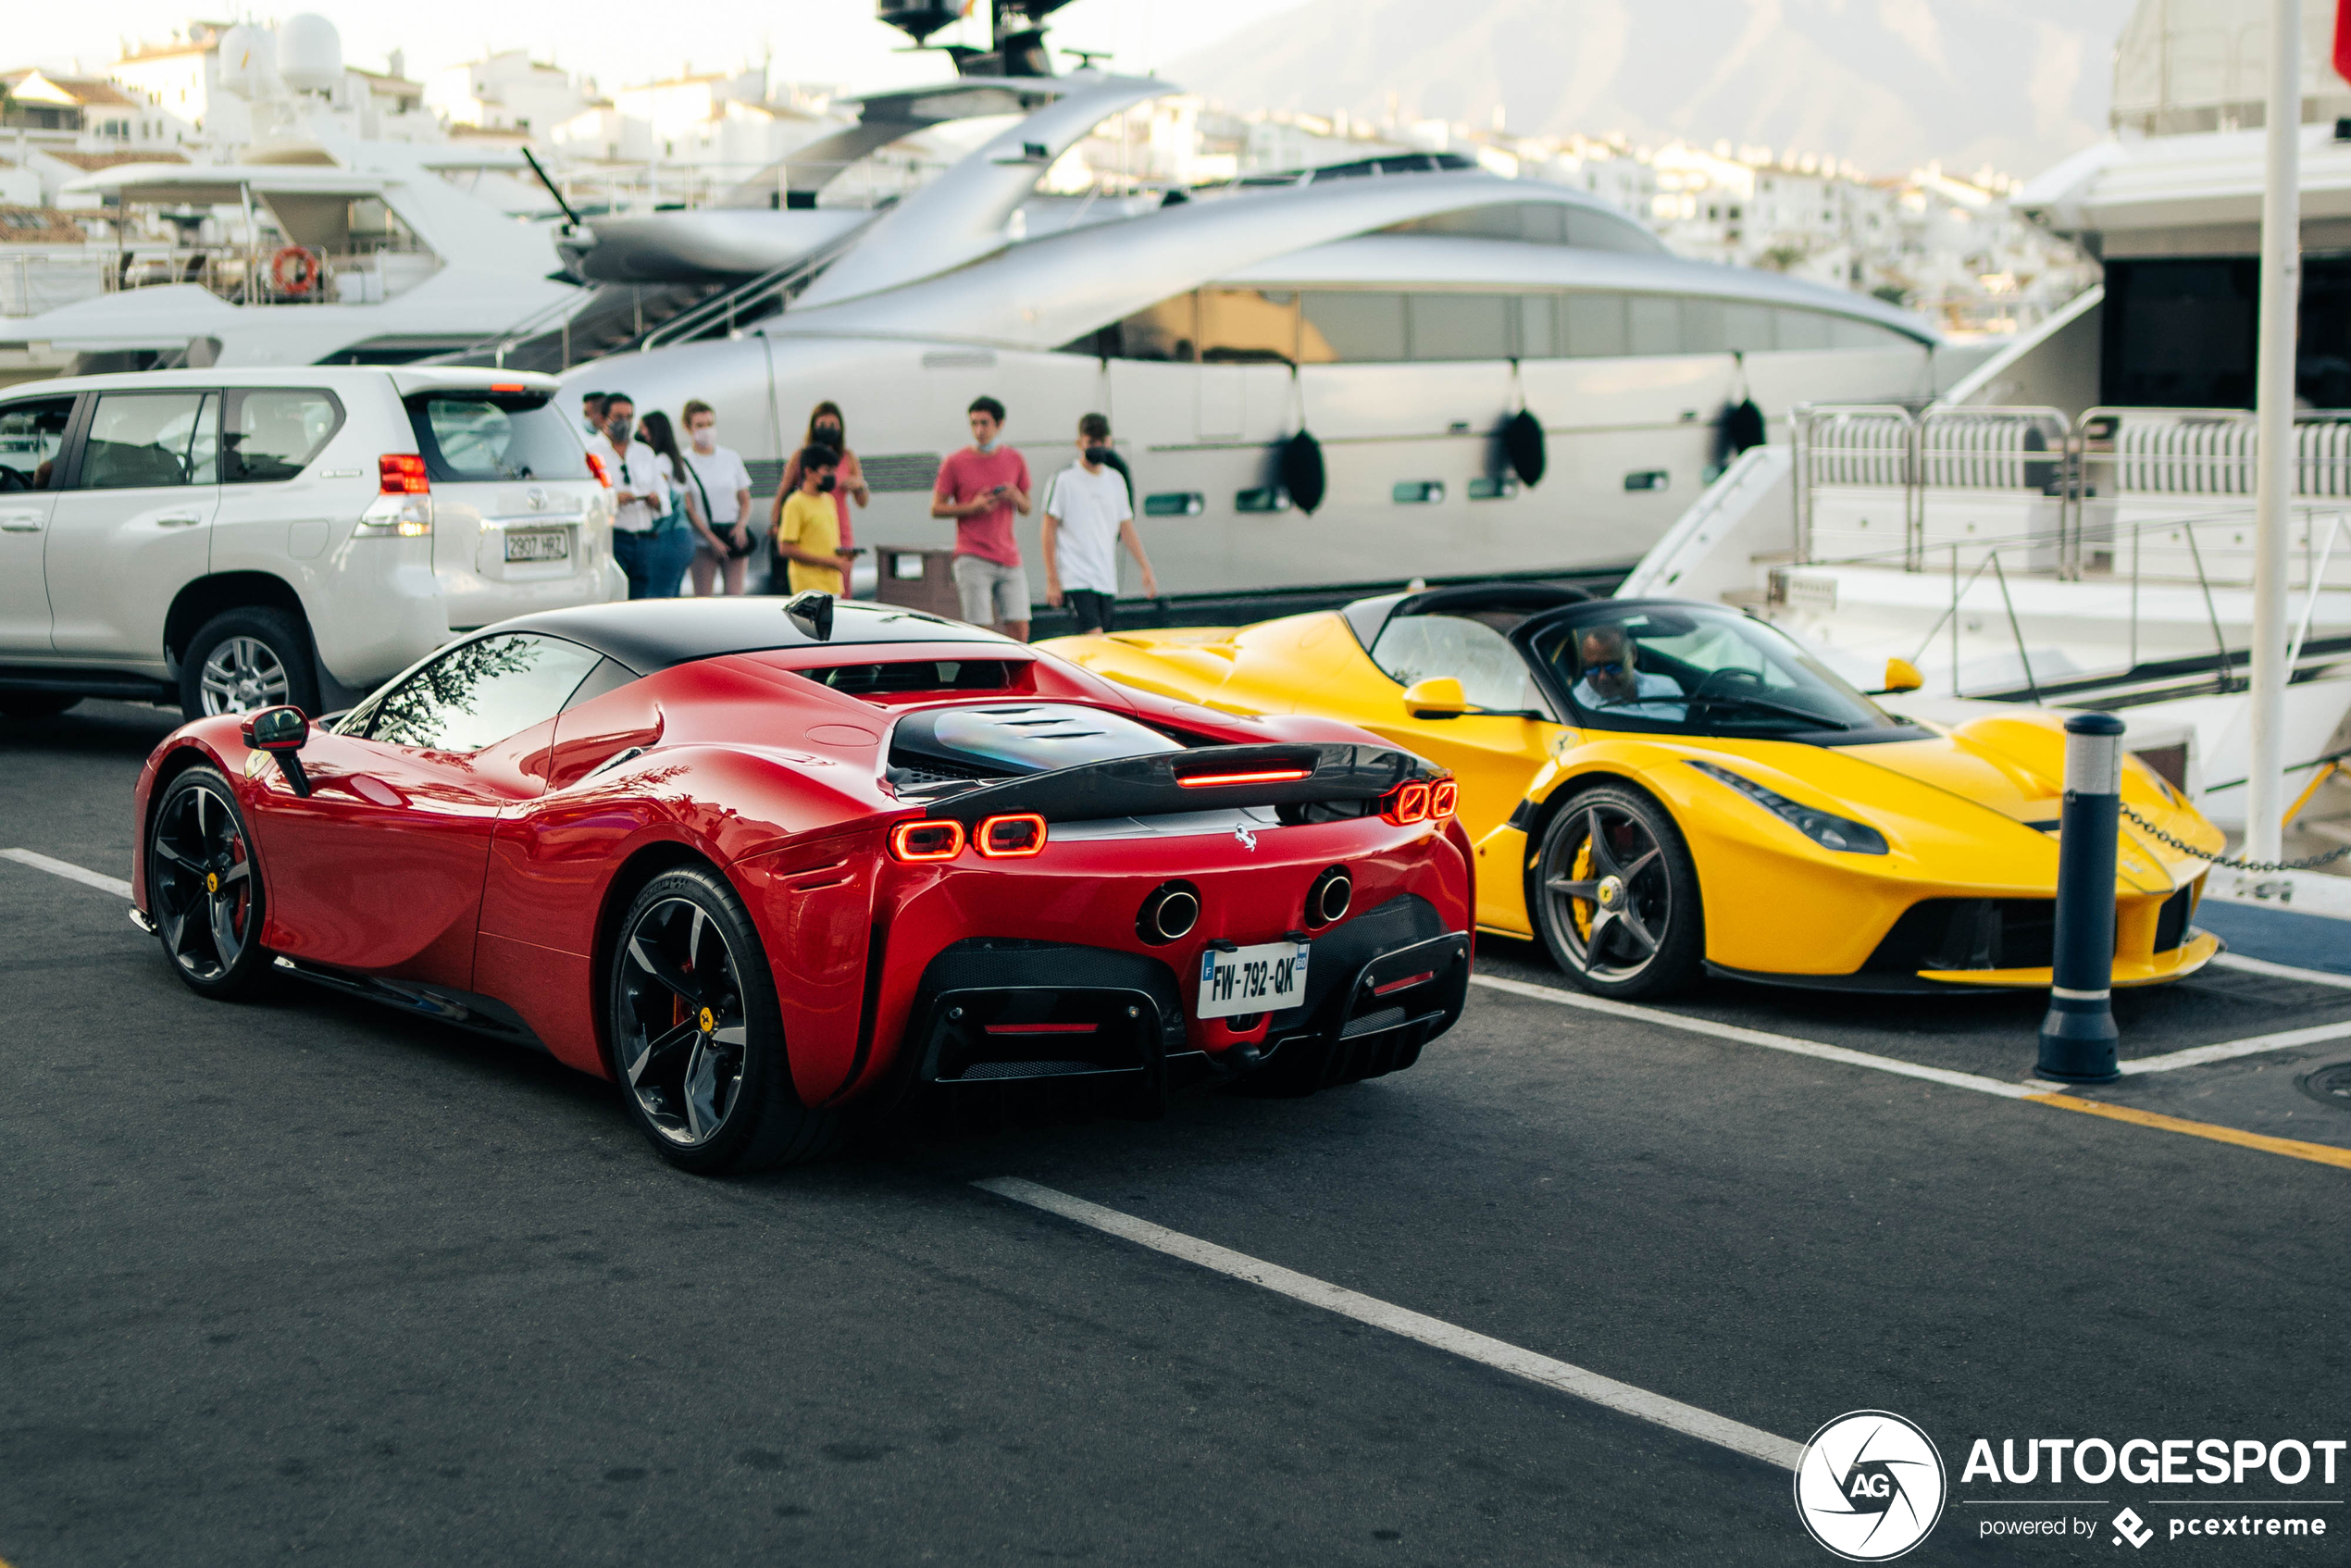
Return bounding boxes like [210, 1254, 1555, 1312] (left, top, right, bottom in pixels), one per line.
[1165, 0, 2141, 180]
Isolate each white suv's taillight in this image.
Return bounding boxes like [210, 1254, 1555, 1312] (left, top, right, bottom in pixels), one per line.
[355, 454, 432, 535]
[355, 493, 432, 537]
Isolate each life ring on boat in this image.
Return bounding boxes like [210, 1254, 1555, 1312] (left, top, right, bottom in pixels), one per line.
[268, 244, 322, 296]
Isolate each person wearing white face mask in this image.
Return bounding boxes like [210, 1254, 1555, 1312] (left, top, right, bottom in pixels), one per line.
[679, 399, 753, 597]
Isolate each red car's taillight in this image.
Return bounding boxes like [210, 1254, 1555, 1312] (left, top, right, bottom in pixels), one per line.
[1176, 766, 1312, 789]
[1429, 778, 1458, 819]
[1382, 779, 1432, 825]
[975, 813, 1047, 858]
[585, 451, 612, 488]
[379, 454, 429, 494]
[888, 820, 965, 862]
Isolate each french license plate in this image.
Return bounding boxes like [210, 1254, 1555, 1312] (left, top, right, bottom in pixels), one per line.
[1197, 940, 1310, 1019]
[505, 529, 569, 563]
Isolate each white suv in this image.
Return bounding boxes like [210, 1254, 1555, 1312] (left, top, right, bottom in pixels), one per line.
[0, 366, 616, 720]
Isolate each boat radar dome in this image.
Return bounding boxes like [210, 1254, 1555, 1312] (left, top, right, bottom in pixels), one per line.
[215, 24, 279, 100]
[278, 14, 345, 95]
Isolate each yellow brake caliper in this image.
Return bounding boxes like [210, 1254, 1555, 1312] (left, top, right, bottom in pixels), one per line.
[1568, 838, 1594, 941]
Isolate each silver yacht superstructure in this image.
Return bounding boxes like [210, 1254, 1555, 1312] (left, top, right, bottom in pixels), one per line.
[563, 63, 1958, 592]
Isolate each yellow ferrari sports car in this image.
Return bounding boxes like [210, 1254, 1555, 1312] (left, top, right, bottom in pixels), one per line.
[1043, 584, 2226, 999]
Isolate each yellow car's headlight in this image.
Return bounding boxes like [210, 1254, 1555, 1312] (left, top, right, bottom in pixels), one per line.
[1689, 761, 1889, 855]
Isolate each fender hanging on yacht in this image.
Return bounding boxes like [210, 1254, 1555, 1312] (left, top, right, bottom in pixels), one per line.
[1282, 429, 1326, 516]
[1503, 409, 1547, 488]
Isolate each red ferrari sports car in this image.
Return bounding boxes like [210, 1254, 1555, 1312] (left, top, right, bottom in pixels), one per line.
[131, 595, 1473, 1173]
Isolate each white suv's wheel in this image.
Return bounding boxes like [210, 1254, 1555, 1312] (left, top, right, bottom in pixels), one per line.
[180, 607, 318, 721]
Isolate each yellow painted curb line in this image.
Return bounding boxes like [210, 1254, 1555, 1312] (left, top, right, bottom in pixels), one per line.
[2028, 1093, 2351, 1171]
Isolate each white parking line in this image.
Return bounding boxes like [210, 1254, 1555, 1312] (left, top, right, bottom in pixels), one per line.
[2116, 1020, 2351, 1076]
[1, 848, 131, 900]
[973, 1176, 1805, 1471]
[1467, 973, 2035, 1097]
[2211, 952, 2351, 992]
[1471, 972, 2351, 1085]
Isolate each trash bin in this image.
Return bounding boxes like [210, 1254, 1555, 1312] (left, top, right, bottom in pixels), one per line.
[875, 546, 963, 620]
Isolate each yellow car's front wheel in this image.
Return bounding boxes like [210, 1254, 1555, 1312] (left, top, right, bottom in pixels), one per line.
[1530, 786, 1705, 1000]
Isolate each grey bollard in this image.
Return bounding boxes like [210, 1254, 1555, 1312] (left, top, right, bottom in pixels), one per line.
[2036, 711, 2125, 1083]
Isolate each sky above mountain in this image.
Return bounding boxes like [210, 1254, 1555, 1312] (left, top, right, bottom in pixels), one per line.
[1167, 0, 2144, 180]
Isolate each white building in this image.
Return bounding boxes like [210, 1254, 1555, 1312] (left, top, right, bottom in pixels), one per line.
[423, 51, 585, 138]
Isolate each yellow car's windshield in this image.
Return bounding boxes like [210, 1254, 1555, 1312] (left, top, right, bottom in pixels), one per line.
[1528, 604, 1900, 739]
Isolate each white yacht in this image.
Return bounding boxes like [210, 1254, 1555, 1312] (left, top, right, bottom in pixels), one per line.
[1619, 0, 2351, 854]
[0, 15, 580, 374]
[520, 1, 1971, 593]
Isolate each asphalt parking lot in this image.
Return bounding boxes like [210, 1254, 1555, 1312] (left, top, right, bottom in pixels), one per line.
[4, 702, 2347, 1567]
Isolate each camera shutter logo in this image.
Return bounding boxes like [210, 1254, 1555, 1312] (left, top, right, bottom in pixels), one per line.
[1794, 1411, 1947, 1561]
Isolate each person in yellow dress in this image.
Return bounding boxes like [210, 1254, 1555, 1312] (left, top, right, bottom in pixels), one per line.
[773, 445, 848, 596]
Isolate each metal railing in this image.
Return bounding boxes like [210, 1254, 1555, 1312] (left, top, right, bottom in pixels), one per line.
[1773, 504, 2351, 703]
[1793, 403, 2351, 581]
[638, 217, 877, 352]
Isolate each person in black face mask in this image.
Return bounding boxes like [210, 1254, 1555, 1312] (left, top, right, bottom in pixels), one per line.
[767, 400, 865, 594]
[774, 445, 847, 597]
[1040, 412, 1156, 634]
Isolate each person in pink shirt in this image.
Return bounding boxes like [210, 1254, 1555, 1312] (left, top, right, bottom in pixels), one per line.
[930, 395, 1033, 641]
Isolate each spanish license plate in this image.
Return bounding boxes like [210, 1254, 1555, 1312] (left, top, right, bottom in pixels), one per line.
[1197, 940, 1310, 1019]
[505, 529, 569, 563]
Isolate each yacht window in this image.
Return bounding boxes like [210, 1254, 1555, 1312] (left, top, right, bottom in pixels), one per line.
[0, 396, 74, 492]
[1105, 293, 1196, 362]
[1409, 293, 1511, 361]
[223, 388, 345, 483]
[1831, 316, 1909, 348]
[1368, 613, 1546, 714]
[1563, 294, 1627, 357]
[80, 392, 218, 489]
[1380, 202, 1660, 254]
[1723, 302, 1775, 352]
[1565, 209, 1660, 254]
[405, 391, 590, 482]
[1629, 297, 1681, 356]
[1518, 293, 1559, 358]
[1301, 292, 1407, 363]
[1775, 308, 1832, 351]
[1200, 288, 1300, 365]
[1681, 298, 1727, 355]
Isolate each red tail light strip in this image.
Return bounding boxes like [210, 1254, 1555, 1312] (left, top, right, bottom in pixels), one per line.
[1371, 971, 1436, 997]
[1176, 767, 1312, 788]
[1429, 778, 1459, 818]
[584, 451, 612, 488]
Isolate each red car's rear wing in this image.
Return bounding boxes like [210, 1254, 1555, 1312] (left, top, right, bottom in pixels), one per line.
[915, 742, 1432, 826]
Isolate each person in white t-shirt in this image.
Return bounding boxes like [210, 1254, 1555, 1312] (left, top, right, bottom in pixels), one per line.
[679, 399, 755, 596]
[585, 392, 672, 599]
[1041, 412, 1157, 633]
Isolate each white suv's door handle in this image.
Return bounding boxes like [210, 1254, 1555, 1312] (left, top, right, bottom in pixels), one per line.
[0, 510, 41, 532]
[156, 512, 204, 528]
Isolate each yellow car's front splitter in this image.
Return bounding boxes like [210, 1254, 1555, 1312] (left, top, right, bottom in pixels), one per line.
[1916, 929, 2223, 990]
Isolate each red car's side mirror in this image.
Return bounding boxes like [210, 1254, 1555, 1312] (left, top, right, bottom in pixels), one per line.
[240, 704, 312, 796]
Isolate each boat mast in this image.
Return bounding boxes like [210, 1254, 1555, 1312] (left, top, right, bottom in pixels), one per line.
[2247, 0, 2299, 870]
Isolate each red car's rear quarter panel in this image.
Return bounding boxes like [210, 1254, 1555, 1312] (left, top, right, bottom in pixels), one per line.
[774, 813, 1471, 1106]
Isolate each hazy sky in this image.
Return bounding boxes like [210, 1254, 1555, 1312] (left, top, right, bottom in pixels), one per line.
[15, 0, 1312, 93]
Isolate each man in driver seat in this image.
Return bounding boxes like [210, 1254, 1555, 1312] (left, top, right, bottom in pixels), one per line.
[1570, 626, 1686, 719]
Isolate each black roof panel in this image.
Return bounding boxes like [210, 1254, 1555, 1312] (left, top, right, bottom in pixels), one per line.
[500, 597, 1014, 674]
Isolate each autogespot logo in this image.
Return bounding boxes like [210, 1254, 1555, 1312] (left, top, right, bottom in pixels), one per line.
[1795, 1411, 1949, 1561]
